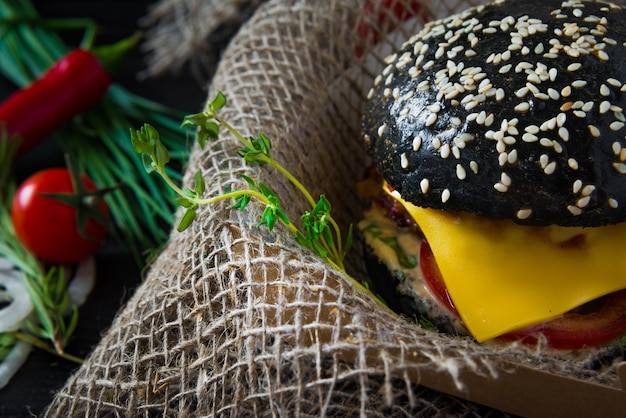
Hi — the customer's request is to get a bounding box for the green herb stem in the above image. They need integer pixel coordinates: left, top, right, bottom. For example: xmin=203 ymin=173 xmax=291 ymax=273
xmin=211 ymin=189 xmax=299 ymax=234
xmin=216 ymin=116 xmax=317 ymax=208
xmin=161 ymin=166 xmax=300 ymax=236
xmin=329 ymin=219 xmax=345 ymax=265
xmin=215 ymin=114 xmax=346 ymax=269
xmin=11 ymin=331 xmax=83 ymax=364
xmin=157 ymin=167 xmax=188 ymax=200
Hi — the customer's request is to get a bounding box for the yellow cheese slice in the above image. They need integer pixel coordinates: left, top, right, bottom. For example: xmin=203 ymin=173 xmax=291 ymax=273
xmin=387 ymin=188 xmax=626 ymax=342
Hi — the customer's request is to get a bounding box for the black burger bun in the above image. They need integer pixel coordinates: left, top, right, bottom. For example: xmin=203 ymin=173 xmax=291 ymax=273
xmin=363 ymin=0 xmax=626 ymax=227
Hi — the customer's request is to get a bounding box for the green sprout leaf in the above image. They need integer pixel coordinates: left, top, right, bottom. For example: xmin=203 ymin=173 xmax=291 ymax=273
xmin=231 ymin=195 xmax=251 ymax=211
xmin=182 ymin=115 xmax=220 ymax=148
xmin=154 ymin=138 xmax=171 ymax=167
xmin=194 ymin=171 xmax=206 ymax=196
xmin=294 ymin=196 xmax=334 ymax=260
xmin=256 ymin=182 xmax=288 ymax=231
xmin=176 ymin=197 xmax=196 ymax=209
xmin=240 ymin=174 xmax=257 ymax=191
xmin=130 ymin=124 xmax=170 ymax=174
xmin=210 ymin=90 xmax=227 ymax=111
xmin=178 ymin=208 xmax=197 ymax=232
xmin=139 ymin=153 xmax=157 ymax=174
xmin=182 ymin=187 xmax=196 ymax=198
xmin=237 ymin=132 xmax=273 ymax=165
xmin=294 ymin=230 xmax=328 ymax=259
xmin=301 ymin=195 xmax=332 ymax=242
xmin=180 ymin=91 xmax=227 ymax=148
xmin=254 ymin=132 xmax=271 ymax=156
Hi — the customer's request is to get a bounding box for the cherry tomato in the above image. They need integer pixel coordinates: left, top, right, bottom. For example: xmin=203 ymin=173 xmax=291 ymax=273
xmin=419 ymin=239 xmax=626 ymax=349
xmin=11 ymin=168 xmax=109 ymax=264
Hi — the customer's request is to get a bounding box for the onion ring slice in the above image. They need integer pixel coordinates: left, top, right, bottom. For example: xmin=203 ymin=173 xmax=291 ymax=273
xmin=0 ymin=259 xmax=34 ymax=333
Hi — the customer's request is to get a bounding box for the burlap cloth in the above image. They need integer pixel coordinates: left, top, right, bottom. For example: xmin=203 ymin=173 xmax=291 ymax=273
xmin=43 ymin=0 xmax=626 ymax=416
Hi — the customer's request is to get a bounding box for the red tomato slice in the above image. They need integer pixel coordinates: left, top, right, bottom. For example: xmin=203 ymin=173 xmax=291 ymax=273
xmin=11 ymin=168 xmax=109 ymax=264
xmin=419 ymin=238 xmax=626 ymax=349
xmin=499 ymin=291 xmax=626 ymax=350
xmin=420 ymin=240 xmax=458 ymax=315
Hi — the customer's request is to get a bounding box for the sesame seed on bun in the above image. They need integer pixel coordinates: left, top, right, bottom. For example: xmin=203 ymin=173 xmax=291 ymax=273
xmin=363 ymin=0 xmax=626 ymax=227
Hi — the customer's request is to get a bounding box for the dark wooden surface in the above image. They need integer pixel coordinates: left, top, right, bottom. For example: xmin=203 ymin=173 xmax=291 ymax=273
xmin=0 ymin=1 xmax=211 ymax=415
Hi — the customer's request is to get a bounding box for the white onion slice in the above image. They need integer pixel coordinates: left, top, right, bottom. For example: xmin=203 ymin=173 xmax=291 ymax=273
xmin=0 ymin=265 xmax=34 ymax=333
xmin=67 ymin=256 xmax=96 ymax=308
xmin=0 ymin=340 xmax=32 ymax=389
xmin=0 ymin=256 xmax=95 ymax=390
xmin=0 ymin=258 xmax=13 ymax=271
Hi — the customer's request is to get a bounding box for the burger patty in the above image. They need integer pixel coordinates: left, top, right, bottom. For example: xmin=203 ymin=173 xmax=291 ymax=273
xmin=372 ymin=184 xmax=421 ymax=235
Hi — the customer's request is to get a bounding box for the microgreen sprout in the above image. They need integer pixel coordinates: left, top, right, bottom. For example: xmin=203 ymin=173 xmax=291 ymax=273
xmin=131 ymin=91 xmax=353 ymax=274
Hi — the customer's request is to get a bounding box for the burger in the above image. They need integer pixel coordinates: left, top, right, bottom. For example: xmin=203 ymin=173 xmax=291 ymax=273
xmin=359 ymin=0 xmax=626 ymax=350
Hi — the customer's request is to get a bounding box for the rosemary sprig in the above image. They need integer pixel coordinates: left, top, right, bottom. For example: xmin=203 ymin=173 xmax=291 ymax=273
xmin=19 ymin=265 xmax=78 ymax=354
xmin=131 ymin=91 xmax=354 ymax=275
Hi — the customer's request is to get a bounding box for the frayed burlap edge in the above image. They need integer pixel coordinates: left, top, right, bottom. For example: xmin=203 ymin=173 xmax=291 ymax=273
xmin=139 ymin=0 xmax=265 ymax=81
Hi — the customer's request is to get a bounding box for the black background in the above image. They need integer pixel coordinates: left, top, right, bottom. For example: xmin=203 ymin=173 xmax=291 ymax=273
xmin=0 ymin=1 xmax=217 ymax=415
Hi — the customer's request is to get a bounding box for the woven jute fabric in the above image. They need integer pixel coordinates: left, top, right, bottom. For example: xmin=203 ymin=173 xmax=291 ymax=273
xmin=44 ymin=0 xmax=625 ymax=416
xmin=139 ymin=0 xmax=265 ymax=80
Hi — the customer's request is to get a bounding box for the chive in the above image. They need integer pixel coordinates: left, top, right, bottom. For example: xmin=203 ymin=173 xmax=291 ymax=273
xmin=87 ymin=107 xmax=177 ymax=213
xmin=1 ymin=37 xmax=35 ymax=85
xmin=17 ymin=24 xmax=58 ymax=66
xmin=78 ymin=144 xmax=156 ymax=248
xmin=90 ymin=149 xmax=173 ymax=236
xmin=90 ymin=139 xmax=172 ymax=245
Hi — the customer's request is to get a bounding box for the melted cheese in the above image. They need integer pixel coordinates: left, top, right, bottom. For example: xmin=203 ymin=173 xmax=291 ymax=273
xmin=387 ymin=188 xmax=626 ymax=342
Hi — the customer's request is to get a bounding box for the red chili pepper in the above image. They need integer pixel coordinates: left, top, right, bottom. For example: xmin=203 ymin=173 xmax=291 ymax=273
xmin=0 ymin=33 xmax=141 ymax=157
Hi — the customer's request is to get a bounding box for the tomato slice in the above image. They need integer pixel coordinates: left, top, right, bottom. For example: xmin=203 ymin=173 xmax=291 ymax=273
xmin=420 ymin=240 xmax=458 ymax=315
xmin=499 ymin=291 xmax=626 ymax=350
xmin=419 ymin=238 xmax=626 ymax=349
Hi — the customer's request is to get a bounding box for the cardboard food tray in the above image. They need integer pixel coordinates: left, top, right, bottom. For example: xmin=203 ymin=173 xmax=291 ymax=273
xmin=418 ymin=358 xmax=626 ymax=417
